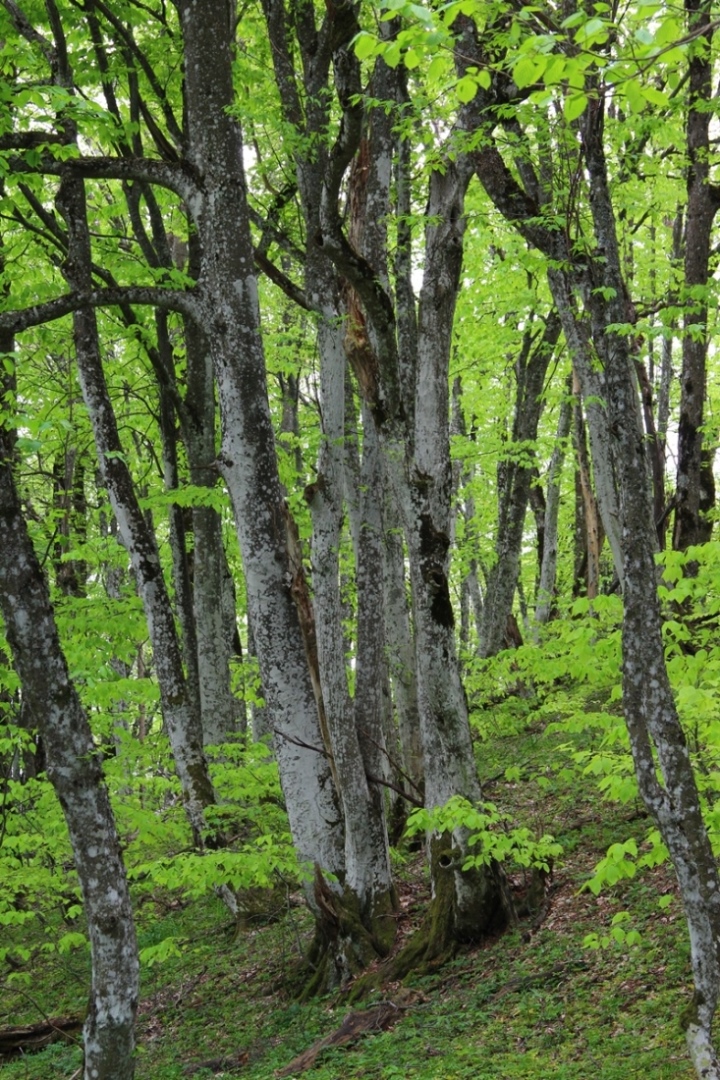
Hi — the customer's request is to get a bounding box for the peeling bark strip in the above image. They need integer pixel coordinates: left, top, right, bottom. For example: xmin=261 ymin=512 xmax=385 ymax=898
xmin=0 ymin=431 xmax=138 ymax=1080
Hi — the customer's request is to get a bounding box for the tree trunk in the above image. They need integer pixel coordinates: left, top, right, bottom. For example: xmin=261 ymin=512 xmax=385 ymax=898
xmin=548 ymin=271 xmax=623 ymax=587
xmin=572 ymin=374 xmax=605 ymax=597
xmin=673 ymin=0 xmax=718 ymax=553
xmin=183 ymin=308 xmax=242 ymax=745
xmin=313 ymin=13 xmax=507 ymax=950
xmin=535 ymin=390 xmax=572 ymax=626
xmin=479 ymin=313 xmax=560 ymax=657
xmin=0 ymin=429 xmax=138 ymax=1080
xmin=175 ymin=0 xmax=346 ymax=901
xmin=581 ymin=93 xmax=720 ymax=1080
xmin=56 ymin=173 xmax=215 ymax=848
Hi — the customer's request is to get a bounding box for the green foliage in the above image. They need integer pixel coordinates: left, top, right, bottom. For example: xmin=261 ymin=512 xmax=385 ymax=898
xmin=406 ymin=795 xmax=562 ymax=873
xmin=583 ymin=910 xmax=643 ymax=951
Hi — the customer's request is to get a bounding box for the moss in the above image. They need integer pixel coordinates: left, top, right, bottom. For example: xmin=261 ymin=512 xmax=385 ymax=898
xmin=298 ymin=870 xmax=399 ymax=999
xmin=347 ymin=835 xmax=509 ymax=1001
xmin=679 ymin=991 xmax=704 ymax=1033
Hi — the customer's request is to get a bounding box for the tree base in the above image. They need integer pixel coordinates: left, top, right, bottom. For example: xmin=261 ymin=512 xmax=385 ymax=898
xmin=298 ymin=867 xmax=398 ymax=1000
xmin=347 ymin=836 xmax=510 ymax=1001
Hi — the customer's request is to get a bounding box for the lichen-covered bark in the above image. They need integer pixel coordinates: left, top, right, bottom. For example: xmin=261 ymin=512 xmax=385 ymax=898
xmin=260 ymin=0 xmax=397 ymax=975
xmin=175 ymin=0 xmax=345 ymax=890
xmin=581 ymin=93 xmax=720 ymax=1080
xmin=182 ymin=310 xmax=242 ymax=745
xmin=311 ymin=8 xmax=505 ymax=940
xmin=0 ymin=430 xmax=138 ymax=1080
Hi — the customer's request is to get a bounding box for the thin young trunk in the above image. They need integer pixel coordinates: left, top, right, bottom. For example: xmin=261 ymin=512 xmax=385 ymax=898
xmin=307 ymin=303 xmax=393 ymax=930
xmin=572 ymin=375 xmax=604 ymax=597
xmin=52 ymin=442 xmax=87 ymax=598
xmin=157 ymin=344 xmax=202 ymax=727
xmin=673 ymin=0 xmax=719 ymax=552
xmin=56 ymin=174 xmax=215 ymax=847
xmin=0 ymin=430 xmax=138 ymax=1080
xmin=535 ymin=391 xmax=572 ymax=626
xmin=548 ymin=271 xmax=624 ymax=587
xmin=479 ymin=314 xmax=560 ymax=657
xmin=34 ymin=0 xmax=216 ymax=846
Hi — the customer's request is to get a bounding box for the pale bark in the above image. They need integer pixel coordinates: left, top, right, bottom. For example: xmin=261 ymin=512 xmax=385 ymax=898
xmin=182 ymin=307 xmax=242 ymax=745
xmin=307 ymin=305 xmax=392 ymax=914
xmin=175 ymin=0 xmax=345 ymax=889
xmin=56 ymin=173 xmax=215 ymax=847
xmin=353 ymin=408 xmax=395 ymax=893
xmin=27 ymin=0 xmax=217 ymax=847
xmin=535 ymin=392 xmax=572 ymax=626
xmin=383 ymin=491 xmax=423 ymax=796
xmin=260 ymin=0 xmax=396 ymax=961
xmin=0 ymin=430 xmax=138 ymax=1080
xmin=313 ymin=11 xmax=505 ymax=937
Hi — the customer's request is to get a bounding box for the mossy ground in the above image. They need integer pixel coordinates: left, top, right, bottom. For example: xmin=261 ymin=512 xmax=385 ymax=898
xmin=0 ymin=716 xmax=696 ymax=1079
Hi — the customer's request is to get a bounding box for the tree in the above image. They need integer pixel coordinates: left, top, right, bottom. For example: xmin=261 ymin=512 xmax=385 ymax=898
xmin=0 ymin=422 xmax=138 ymax=1080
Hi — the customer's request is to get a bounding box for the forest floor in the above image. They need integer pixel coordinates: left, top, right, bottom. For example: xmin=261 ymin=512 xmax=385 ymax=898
xmin=0 ymin=716 xmax=696 ymax=1080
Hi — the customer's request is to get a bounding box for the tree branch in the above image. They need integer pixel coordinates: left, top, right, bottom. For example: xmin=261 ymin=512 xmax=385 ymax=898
xmin=4 ymin=152 xmax=200 ymax=204
xmin=0 ymin=285 xmax=200 ymax=332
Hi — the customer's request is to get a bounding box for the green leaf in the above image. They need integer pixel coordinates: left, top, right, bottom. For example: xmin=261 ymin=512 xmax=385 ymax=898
xmin=456 ymin=75 xmax=478 ymax=103
xmin=353 ymin=32 xmax=377 ymax=61
xmin=642 ymin=85 xmax=668 ymax=108
xmin=514 ymin=56 xmax=542 ymax=90
xmin=564 ymin=92 xmax=588 ymax=122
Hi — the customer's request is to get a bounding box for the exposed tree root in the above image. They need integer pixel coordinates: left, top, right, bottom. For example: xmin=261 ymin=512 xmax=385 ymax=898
xmin=298 ymin=867 xmax=399 ymax=999
xmin=0 ymin=1015 xmax=83 ymax=1058
xmin=277 ymin=991 xmax=420 ymax=1077
xmin=346 ymin=836 xmax=510 ymax=1001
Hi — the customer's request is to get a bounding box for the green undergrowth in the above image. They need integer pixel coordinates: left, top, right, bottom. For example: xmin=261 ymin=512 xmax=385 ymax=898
xmin=0 ymin=714 xmax=696 ymax=1080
